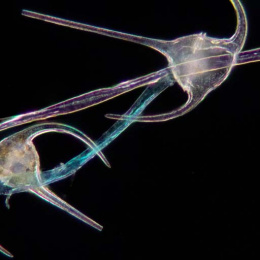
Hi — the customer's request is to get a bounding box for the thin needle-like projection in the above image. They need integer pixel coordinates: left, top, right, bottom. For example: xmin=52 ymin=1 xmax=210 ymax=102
xmin=0 ymin=0 xmax=259 ymax=257
xmin=0 ymin=78 xmax=170 ymax=257
xmin=0 ymin=123 xmax=112 ymax=257
xmin=0 ymin=0 xmax=259 ymax=131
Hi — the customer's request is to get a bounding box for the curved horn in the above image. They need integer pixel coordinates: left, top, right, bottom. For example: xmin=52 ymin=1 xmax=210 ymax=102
xmin=229 ymin=0 xmax=248 ymax=51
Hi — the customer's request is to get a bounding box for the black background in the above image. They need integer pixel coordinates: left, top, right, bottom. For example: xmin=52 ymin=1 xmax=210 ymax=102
xmin=1 ymin=0 xmax=260 ymax=259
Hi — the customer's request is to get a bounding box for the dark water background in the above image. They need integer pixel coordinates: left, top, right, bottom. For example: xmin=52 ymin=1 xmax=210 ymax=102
xmin=1 ymin=0 xmax=260 ymax=259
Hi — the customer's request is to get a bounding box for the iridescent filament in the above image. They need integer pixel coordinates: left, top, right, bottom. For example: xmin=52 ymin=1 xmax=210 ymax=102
xmin=0 ymin=0 xmax=259 ymax=257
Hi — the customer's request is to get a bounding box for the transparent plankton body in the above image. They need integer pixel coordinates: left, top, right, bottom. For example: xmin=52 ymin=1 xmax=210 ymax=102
xmin=0 ymin=0 xmax=259 ymax=131
xmin=0 ymin=0 xmax=259 ymax=257
xmin=0 ymin=123 xmax=111 ymax=257
xmin=0 ymin=78 xmax=169 ymax=257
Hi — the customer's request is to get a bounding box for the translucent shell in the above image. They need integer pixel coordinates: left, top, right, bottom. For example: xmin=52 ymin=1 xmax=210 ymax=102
xmin=0 ymin=0 xmax=259 ymax=258
xmin=0 ymin=2 xmax=259 ymax=130
xmin=0 ymin=123 xmax=110 ymax=257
